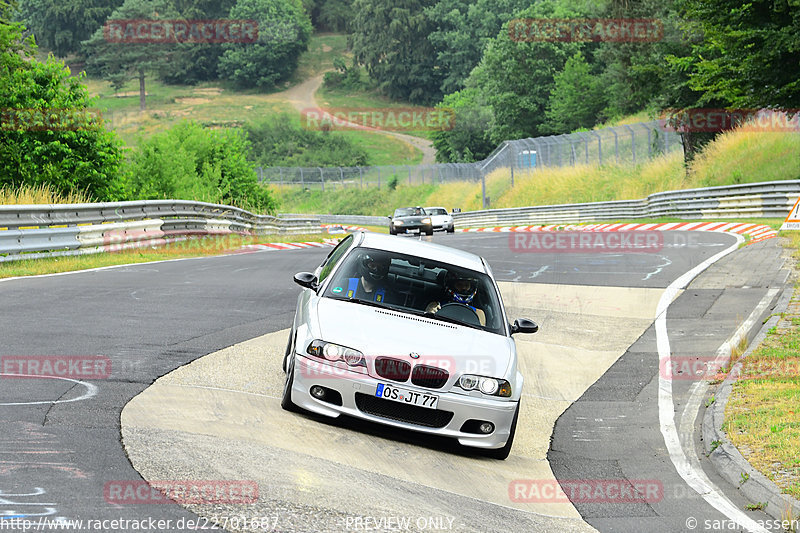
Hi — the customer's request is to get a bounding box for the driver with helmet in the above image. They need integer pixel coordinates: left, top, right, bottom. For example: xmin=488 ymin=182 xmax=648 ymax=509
xmin=425 ymin=272 xmax=486 ymax=326
xmin=346 ymin=251 xmax=394 ymax=303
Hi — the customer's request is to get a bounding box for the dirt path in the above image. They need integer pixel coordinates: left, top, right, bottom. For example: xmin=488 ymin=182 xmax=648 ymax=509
xmin=270 ymin=74 xmax=437 ymax=165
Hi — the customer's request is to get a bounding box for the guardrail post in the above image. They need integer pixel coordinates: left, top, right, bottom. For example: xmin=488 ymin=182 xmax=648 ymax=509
xmin=407 ymin=165 xmax=411 ymax=184
xmin=279 ymin=167 xmax=283 ymax=186
xmin=359 ymin=166 xmax=363 ymax=189
xmin=300 ymin=168 xmax=304 ymax=187
xmin=377 ymin=167 xmax=381 ymax=189
xmin=318 ymin=167 xmax=324 ymax=191
xmin=340 ymin=167 xmax=344 ymax=188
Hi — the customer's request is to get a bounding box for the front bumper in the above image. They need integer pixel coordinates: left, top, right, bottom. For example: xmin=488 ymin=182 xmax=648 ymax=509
xmin=392 ymin=222 xmax=432 ymax=233
xmin=290 ymin=354 xmax=517 ymax=449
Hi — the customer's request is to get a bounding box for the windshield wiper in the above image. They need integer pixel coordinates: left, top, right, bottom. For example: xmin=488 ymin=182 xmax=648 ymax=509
xmin=328 ymin=296 xmax=389 ymax=310
xmin=420 ymin=310 xmax=482 ymax=330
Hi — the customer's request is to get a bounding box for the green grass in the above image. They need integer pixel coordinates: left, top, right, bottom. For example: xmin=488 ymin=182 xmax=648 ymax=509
xmin=724 ymin=231 xmax=800 ymax=500
xmin=0 ymin=233 xmax=342 ymax=279
xmin=86 ymin=77 xmax=295 ymax=147
xmin=291 ymin=33 xmax=350 ymax=83
xmin=317 ymin=75 xmax=436 ymax=141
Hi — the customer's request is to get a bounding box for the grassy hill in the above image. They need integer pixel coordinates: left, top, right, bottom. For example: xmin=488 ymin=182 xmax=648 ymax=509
xmin=274 ymin=128 xmax=800 ymax=215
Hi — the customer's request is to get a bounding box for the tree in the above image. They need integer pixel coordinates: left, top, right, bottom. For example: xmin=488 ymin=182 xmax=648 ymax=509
xmin=82 ymin=0 xmax=178 ymax=110
xmin=217 ymin=0 xmax=312 ymax=89
xmin=124 ymin=121 xmax=277 ymax=213
xmin=159 ymin=0 xmax=236 ymax=84
xmin=464 ymin=1 xmax=584 ymax=143
xmin=675 ymin=0 xmax=800 ymax=109
xmin=431 ymin=88 xmax=496 ymax=162
xmin=545 ymin=51 xmax=605 ymax=133
xmin=349 ymin=0 xmax=442 ymax=104
xmin=17 ymin=0 xmax=122 ymax=57
xmin=0 ymin=21 xmax=123 ymax=199
xmin=425 ymin=0 xmax=530 ymax=96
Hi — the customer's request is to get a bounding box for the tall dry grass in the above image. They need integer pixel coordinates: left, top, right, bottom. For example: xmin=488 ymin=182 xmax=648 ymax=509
xmin=0 ymin=183 xmax=93 ymax=205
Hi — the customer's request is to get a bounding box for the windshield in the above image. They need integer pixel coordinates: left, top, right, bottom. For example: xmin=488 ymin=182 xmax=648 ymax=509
xmin=394 ymin=207 xmax=426 ymax=217
xmin=322 ymin=247 xmax=505 ymax=335
xmin=426 ymin=208 xmax=447 ymax=215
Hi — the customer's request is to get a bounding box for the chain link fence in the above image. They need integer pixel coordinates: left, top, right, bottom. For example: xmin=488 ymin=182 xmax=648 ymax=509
xmin=258 ymin=120 xmax=683 ymax=200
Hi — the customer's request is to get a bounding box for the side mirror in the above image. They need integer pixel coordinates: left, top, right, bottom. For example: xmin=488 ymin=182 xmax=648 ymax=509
xmin=511 ymin=318 xmax=538 ymax=335
xmin=294 ymin=272 xmax=319 ymax=290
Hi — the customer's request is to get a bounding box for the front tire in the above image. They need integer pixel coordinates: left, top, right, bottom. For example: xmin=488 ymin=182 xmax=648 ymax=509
xmin=484 ymin=402 xmax=519 ymax=460
xmin=425 ymin=227 xmax=433 ymax=236
xmin=447 ymin=225 xmax=455 ymax=233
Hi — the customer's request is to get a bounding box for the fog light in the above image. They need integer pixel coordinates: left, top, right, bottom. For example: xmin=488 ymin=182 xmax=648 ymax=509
xmin=479 ymin=422 xmax=494 ymax=434
xmin=310 ymin=386 xmax=326 ymax=400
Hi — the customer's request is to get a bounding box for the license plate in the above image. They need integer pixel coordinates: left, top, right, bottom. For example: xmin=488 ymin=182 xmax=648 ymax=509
xmin=375 ymin=383 xmax=439 ymax=409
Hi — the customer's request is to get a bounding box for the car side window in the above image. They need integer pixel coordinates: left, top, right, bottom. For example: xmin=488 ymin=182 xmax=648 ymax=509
xmin=318 ymin=235 xmax=354 ymax=283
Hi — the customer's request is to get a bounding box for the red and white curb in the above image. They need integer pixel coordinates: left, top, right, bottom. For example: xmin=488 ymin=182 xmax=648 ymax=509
xmin=459 ymin=222 xmax=778 ymax=245
xmin=236 ymin=239 xmax=338 ymax=253
xmin=321 ymin=224 xmax=369 ymax=233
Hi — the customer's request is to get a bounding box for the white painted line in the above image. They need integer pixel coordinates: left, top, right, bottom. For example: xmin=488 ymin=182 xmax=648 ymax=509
xmin=0 ymin=374 xmax=98 ymax=406
xmin=678 ymin=288 xmax=778 ymax=519
xmin=656 ymin=232 xmax=771 ymax=533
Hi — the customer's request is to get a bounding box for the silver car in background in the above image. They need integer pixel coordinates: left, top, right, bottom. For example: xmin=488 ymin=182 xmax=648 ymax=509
xmin=282 ymin=232 xmax=538 ymax=459
xmin=424 ymin=206 xmax=455 ymax=233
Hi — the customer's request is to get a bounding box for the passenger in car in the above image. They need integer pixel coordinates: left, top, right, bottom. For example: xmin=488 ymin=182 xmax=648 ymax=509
xmin=425 ymin=273 xmax=487 ymax=326
xmin=346 ymin=251 xmax=397 ymax=304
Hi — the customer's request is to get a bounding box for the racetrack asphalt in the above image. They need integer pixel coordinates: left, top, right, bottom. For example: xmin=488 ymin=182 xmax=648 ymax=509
xmin=0 ymin=231 xmax=789 ymax=532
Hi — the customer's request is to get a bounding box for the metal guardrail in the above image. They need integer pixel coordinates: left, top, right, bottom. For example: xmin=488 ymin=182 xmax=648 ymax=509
xmin=281 ymin=213 xmax=390 ymax=227
xmin=0 ymin=200 xmax=322 ymax=262
xmin=452 ymin=180 xmax=800 ymax=227
xmin=285 ymin=180 xmax=800 ymax=229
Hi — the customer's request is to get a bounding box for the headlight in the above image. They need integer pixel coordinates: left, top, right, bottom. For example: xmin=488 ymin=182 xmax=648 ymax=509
xmin=307 ymin=340 xmax=365 ymax=367
xmin=457 ymin=374 xmax=512 ymax=397
xmin=394 ymin=220 xmax=404 ymax=225
xmin=421 ymin=218 xmax=431 ymax=224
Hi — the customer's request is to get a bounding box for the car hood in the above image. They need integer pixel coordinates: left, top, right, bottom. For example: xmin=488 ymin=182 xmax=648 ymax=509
xmin=311 ymin=297 xmax=515 ymax=378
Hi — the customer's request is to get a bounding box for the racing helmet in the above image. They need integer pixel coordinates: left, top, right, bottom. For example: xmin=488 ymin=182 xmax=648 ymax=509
xmin=446 ymin=272 xmax=478 ymax=304
xmin=358 ymin=252 xmax=390 ymax=281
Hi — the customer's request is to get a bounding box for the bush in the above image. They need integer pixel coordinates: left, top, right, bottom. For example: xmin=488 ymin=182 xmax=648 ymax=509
xmin=123 ymin=121 xmax=277 ymax=213
xmin=0 ymin=22 xmax=124 ymax=200
xmin=217 ymin=0 xmax=312 ymax=88
xmin=244 ymin=114 xmax=368 ymax=167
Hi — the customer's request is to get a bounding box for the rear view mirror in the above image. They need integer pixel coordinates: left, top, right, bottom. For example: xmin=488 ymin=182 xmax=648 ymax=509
xmin=294 ymin=272 xmax=319 ymax=290
xmin=511 ymin=318 xmax=538 ymax=334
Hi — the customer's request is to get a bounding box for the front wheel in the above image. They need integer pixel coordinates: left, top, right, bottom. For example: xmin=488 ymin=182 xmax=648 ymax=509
xmin=484 ymin=402 xmax=519 ymax=460
xmin=446 ymin=225 xmax=455 ymax=233
xmin=425 ymin=228 xmax=433 ymax=236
